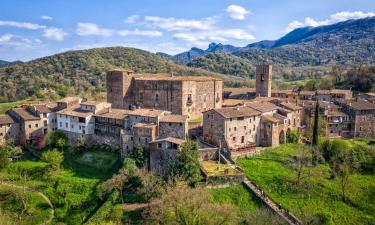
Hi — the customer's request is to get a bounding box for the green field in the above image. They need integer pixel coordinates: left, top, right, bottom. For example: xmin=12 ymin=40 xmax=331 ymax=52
xmin=209 ymin=183 xmax=262 ymax=211
xmin=200 ymin=160 xmax=241 ymax=176
xmin=237 ymin=143 xmax=375 ymax=225
xmin=0 ymin=149 xmax=121 ymax=225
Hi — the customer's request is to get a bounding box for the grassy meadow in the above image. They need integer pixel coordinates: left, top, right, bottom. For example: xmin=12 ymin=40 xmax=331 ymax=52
xmin=237 ymin=142 xmax=375 ymax=225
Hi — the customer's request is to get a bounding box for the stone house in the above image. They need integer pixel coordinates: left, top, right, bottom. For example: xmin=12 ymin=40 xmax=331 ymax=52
xmin=0 ymin=115 xmax=19 ymax=145
xmin=158 ymin=114 xmax=188 ymax=139
xmin=149 ymin=137 xmax=185 ymax=174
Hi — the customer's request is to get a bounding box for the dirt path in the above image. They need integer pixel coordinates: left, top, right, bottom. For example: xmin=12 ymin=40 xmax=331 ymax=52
xmin=0 ymin=181 xmax=54 ymax=225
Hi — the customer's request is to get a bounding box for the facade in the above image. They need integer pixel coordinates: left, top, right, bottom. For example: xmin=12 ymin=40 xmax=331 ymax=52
xmin=106 ymin=69 xmax=223 ymax=119
xmin=0 ymin=115 xmax=19 ymax=145
xmin=149 ymin=137 xmax=184 ymax=174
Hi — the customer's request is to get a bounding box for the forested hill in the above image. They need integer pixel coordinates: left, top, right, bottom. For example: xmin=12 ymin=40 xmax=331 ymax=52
xmin=0 ymin=47 xmax=230 ymax=102
xmin=175 ymin=17 xmax=375 ymax=77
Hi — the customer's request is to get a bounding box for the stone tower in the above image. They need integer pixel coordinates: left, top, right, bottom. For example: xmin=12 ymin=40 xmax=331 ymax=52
xmin=255 ymin=64 xmax=272 ymax=97
xmin=106 ymin=69 xmax=133 ymax=109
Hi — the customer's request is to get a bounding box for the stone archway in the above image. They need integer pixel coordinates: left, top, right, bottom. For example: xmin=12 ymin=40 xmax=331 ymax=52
xmin=279 ymin=130 xmax=285 ymax=144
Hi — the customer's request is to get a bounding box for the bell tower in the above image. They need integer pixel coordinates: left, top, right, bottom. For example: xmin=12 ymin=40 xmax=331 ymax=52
xmin=255 ymin=64 xmax=272 ymax=97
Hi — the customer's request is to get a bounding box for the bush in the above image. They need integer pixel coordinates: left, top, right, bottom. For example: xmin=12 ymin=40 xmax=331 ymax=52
xmin=0 ymin=147 xmax=9 ymax=171
xmin=41 ymin=149 xmax=64 ymax=170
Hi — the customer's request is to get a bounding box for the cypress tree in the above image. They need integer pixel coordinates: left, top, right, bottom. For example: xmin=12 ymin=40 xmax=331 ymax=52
xmin=312 ymin=100 xmax=319 ymax=145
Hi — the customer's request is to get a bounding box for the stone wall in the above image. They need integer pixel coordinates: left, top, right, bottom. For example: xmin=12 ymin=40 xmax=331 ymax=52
xmin=0 ymin=123 xmax=20 ymax=145
xmin=158 ymin=121 xmax=187 ymax=139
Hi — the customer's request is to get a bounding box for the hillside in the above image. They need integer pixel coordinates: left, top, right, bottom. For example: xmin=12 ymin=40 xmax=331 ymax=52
xmin=171 ymin=17 xmax=375 ymax=78
xmin=187 ymin=52 xmax=254 ymax=78
xmin=0 ymin=47 xmax=236 ymax=102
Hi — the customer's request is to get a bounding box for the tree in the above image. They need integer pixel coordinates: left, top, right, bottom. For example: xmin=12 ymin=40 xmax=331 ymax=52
xmin=312 ymin=100 xmax=320 ymax=146
xmin=41 ymin=149 xmax=64 ymax=170
xmin=168 ymin=140 xmax=202 ymax=186
xmin=143 ymin=186 xmax=238 ymax=225
xmin=131 ymin=143 xmax=146 ymax=168
xmin=0 ymin=146 xmax=9 ymax=171
xmin=292 ymin=145 xmax=312 ymax=186
xmin=122 ymin=157 xmax=137 ymax=176
xmin=45 ymin=130 xmax=67 ymax=150
xmin=287 ymin=130 xmax=300 ymax=143
xmin=98 ymin=169 xmax=129 ymax=203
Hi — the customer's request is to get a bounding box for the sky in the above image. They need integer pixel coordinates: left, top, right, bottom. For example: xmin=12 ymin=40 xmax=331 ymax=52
xmin=1 ymin=0 xmax=375 ymax=61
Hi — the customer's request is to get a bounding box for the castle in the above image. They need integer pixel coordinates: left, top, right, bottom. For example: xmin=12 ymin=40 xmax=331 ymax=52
xmin=2 ymin=65 xmax=375 ymax=172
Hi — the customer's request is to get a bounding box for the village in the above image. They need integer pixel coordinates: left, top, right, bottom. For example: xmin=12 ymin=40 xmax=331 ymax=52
xmin=1 ymin=64 xmax=375 ymax=174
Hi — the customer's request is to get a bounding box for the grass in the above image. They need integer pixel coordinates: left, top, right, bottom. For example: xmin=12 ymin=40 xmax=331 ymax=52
xmin=200 ymin=160 xmax=241 ymax=176
xmin=237 ymin=143 xmax=375 ymax=225
xmin=0 ymin=149 xmax=121 ymax=225
xmin=209 ymin=183 xmax=262 ymax=211
xmin=0 ymin=184 xmax=52 ymax=225
xmin=0 ymin=99 xmax=43 ymax=114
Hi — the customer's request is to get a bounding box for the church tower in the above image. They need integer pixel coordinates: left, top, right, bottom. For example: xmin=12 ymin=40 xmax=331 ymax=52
xmin=255 ymin=64 xmax=272 ymax=97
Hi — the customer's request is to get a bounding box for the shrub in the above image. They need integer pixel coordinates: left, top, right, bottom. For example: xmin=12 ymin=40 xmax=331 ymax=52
xmin=41 ymin=149 xmax=64 ymax=170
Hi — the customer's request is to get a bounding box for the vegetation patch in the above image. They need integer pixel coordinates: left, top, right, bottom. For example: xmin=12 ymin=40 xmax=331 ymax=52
xmin=200 ymin=160 xmax=240 ymax=176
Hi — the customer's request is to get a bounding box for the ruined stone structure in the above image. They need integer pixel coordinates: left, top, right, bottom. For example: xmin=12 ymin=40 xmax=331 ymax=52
xmin=106 ymin=69 xmax=223 ymax=119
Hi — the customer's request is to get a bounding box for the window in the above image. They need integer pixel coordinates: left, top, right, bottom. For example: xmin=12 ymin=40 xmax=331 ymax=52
xmin=59 ymin=122 xmax=62 ymax=127
xmin=155 ymin=94 xmax=159 ymax=101
xmin=187 ymin=94 xmax=192 ymax=105
xmin=78 ymin=117 xmax=85 ymax=123
xmin=35 ymin=124 xmax=38 ymax=128
xmin=71 ymin=124 xmax=74 ymax=129
xmin=29 ymin=124 xmax=31 ymax=128
xmin=140 ymin=92 xmax=144 ymax=100
xmin=44 ymin=121 xmax=47 ymax=126
xmin=244 ymin=126 xmax=246 ymax=130
xmin=232 ymin=137 xmax=236 ymax=141
xmin=65 ymin=123 xmax=68 ymax=128
xmin=0 ymin=133 xmax=3 ymax=136
xmin=79 ymin=126 xmax=81 ymax=130
xmin=238 ymin=117 xmax=244 ymax=120
xmin=43 ymin=113 xmax=47 ymax=118
xmin=158 ymin=143 xmax=162 ymax=148
xmin=229 ymin=128 xmax=231 ymax=132
xmin=234 ymin=127 xmax=237 ymax=131
xmin=241 ymin=136 xmax=245 ymax=143
xmin=169 ymin=122 xmax=172 ymax=126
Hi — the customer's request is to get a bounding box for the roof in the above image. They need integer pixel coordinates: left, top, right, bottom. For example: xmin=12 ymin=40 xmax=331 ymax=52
xmin=11 ymin=107 xmax=40 ymax=121
xmin=246 ymin=102 xmax=279 ymax=113
xmin=223 ymin=87 xmax=255 ymax=94
xmin=344 ymin=99 xmax=375 ymax=111
xmin=262 ymin=114 xmax=281 ymax=123
xmin=209 ymin=106 xmax=260 ymax=119
xmin=328 ymin=110 xmax=348 ymax=117
xmin=159 ymin=114 xmax=188 ymax=123
xmin=108 ymin=68 xmax=133 ymax=73
xmin=0 ymin=114 xmax=15 ymax=125
xmin=128 ymin=108 xmax=169 ymax=117
xmin=133 ymin=122 xmax=157 ymax=128
xmin=28 ymin=104 xmax=52 ymax=113
xmin=134 ymin=74 xmax=222 ymax=82
xmin=150 ymin=137 xmax=185 ymax=145
xmin=299 ymin=91 xmax=315 ymax=95
xmin=95 ymin=108 xmax=130 ymax=120
xmin=80 ymin=101 xmax=102 ymax=106
xmin=222 ymin=99 xmax=246 ymax=107
xmin=56 ymin=105 xmax=92 ymax=117
xmin=273 ymin=113 xmax=287 ymax=122
xmin=279 ymin=102 xmax=302 ymax=111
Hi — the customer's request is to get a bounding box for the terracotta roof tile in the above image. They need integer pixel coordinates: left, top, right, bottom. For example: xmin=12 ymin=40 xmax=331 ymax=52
xmin=150 ymin=137 xmax=185 ymax=145
xmin=128 ymin=108 xmax=169 ymax=117
xmin=160 ymin=114 xmax=188 ymax=123
xmin=210 ymin=106 xmax=260 ymax=119
xmin=11 ymin=107 xmax=40 ymax=121
xmin=56 ymin=105 xmax=92 ymax=117
xmin=95 ymin=108 xmax=130 ymax=120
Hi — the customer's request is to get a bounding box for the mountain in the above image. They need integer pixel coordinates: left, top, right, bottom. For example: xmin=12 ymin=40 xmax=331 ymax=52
xmin=0 ymin=60 xmax=10 ymax=66
xmin=0 ymin=47 xmax=235 ymax=102
xmin=159 ymin=43 xmax=242 ymax=64
xmin=184 ymin=17 xmax=375 ymax=77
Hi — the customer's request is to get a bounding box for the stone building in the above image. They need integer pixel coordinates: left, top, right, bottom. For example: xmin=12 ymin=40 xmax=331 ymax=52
xmin=255 ymin=64 xmax=272 ymax=97
xmin=106 ymin=69 xmax=223 ymax=119
xmin=7 ymin=107 xmax=45 ymax=146
xmin=0 ymin=114 xmax=19 ymax=145
xmin=335 ymin=99 xmax=375 ymax=138
xmin=158 ymin=114 xmax=188 ymax=139
xmin=203 ymin=106 xmax=261 ymax=154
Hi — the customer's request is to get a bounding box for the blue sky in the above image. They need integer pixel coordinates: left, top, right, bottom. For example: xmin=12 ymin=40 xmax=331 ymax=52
xmin=1 ymin=0 xmax=375 ymax=61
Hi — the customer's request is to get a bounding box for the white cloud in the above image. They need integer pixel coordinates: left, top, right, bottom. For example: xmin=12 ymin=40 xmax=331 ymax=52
xmin=226 ymin=5 xmax=249 ymax=20
xmin=124 ymin=15 xmax=139 ymax=24
xmin=0 ymin=33 xmax=42 ymax=48
xmin=173 ymin=28 xmax=255 ymax=43
xmin=118 ymin=29 xmax=162 ymax=37
xmin=0 ymin=33 xmax=13 ymax=43
xmin=284 ymin=11 xmax=375 ymax=32
xmin=76 ymin=22 xmax=113 ymax=36
xmin=40 ymin=15 xmax=53 ymax=20
xmin=43 ymin=27 xmax=67 ymax=41
xmin=144 ymin=16 xmax=215 ymax=31
xmin=0 ymin=20 xmax=46 ymax=30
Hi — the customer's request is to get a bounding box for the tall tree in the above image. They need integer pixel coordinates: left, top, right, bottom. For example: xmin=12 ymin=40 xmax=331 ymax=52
xmin=312 ymin=100 xmax=320 ymax=145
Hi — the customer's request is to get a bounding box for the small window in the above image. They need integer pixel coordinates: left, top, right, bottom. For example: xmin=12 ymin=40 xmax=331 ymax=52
xmin=232 ymin=137 xmax=236 ymax=141
xmin=35 ymin=124 xmax=38 ymax=128
xmin=169 ymin=122 xmax=172 ymax=126
xmin=59 ymin=122 xmax=62 ymax=127
xmin=158 ymin=143 xmax=162 ymax=148
xmin=0 ymin=133 xmax=3 ymax=136
xmin=71 ymin=124 xmax=74 ymax=129
xmin=234 ymin=127 xmax=237 ymax=131
xmin=29 ymin=124 xmax=32 ymax=128
xmin=241 ymin=136 xmax=245 ymax=143
xmin=66 ymin=123 xmax=68 ymax=128
xmin=244 ymin=126 xmax=246 ymax=130
xmin=155 ymin=94 xmax=159 ymax=101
